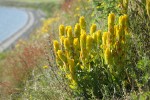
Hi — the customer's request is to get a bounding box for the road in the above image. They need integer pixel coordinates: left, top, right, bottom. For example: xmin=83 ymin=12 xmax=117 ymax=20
xmin=0 ymin=8 xmax=45 ymax=52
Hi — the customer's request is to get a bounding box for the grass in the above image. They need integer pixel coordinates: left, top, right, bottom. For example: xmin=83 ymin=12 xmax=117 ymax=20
xmin=0 ymin=0 xmax=62 ymax=17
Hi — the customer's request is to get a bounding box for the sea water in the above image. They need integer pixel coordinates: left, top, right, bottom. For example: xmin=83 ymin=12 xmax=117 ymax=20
xmin=0 ymin=7 xmax=28 ymax=43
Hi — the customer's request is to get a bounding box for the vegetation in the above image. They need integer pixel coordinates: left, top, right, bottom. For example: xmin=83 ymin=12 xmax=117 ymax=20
xmin=0 ymin=0 xmax=150 ymax=99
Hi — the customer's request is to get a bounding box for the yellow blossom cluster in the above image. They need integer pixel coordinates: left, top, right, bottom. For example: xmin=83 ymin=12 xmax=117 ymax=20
xmin=53 ymin=13 xmax=129 ymax=89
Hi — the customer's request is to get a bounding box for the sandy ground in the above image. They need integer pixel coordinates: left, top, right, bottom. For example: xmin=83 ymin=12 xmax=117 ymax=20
xmin=0 ymin=8 xmax=45 ymax=52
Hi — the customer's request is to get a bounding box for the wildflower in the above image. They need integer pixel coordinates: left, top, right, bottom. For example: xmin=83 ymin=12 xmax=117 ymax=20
xmin=102 ymin=32 xmax=108 ymax=45
xmin=64 ymin=38 xmax=71 ymax=50
xmin=73 ymin=38 xmax=80 ymax=50
xmin=53 ymin=40 xmax=60 ymax=53
xmin=79 ymin=16 xmax=86 ymax=30
xmin=96 ymin=30 xmax=102 ymax=45
xmin=146 ymin=0 xmax=150 ymax=19
xmin=65 ymin=26 xmax=72 ymax=35
xmin=74 ymin=23 xmax=81 ymax=38
xmin=59 ymin=25 xmax=65 ymax=36
xmin=104 ymin=48 xmax=111 ymax=65
xmin=43 ymin=65 xmax=48 ymax=69
xmin=60 ymin=36 xmax=65 ymax=45
xmin=90 ymin=24 xmax=97 ymax=34
xmin=108 ymin=13 xmax=115 ymax=35
xmin=68 ymin=58 xmax=75 ymax=74
xmin=57 ymin=50 xmax=67 ymax=63
xmin=67 ymin=27 xmax=73 ymax=40
xmin=86 ymin=35 xmax=93 ymax=52
xmin=80 ymin=32 xmax=86 ymax=51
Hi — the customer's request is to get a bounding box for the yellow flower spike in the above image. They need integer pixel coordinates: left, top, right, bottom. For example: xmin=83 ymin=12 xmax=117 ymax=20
xmin=86 ymin=35 xmax=93 ymax=52
xmin=80 ymin=32 xmax=87 ymax=51
xmin=67 ymin=27 xmax=73 ymax=38
xmin=60 ymin=36 xmax=65 ymax=45
xmin=96 ymin=30 xmax=102 ymax=45
xmin=73 ymin=38 xmax=80 ymax=50
xmin=59 ymin=25 xmax=65 ymax=36
xmin=146 ymin=0 xmax=150 ymax=19
xmin=68 ymin=58 xmax=75 ymax=74
xmin=74 ymin=23 xmax=81 ymax=38
xmin=65 ymin=26 xmax=72 ymax=35
xmin=104 ymin=48 xmax=111 ymax=65
xmin=119 ymin=15 xmax=127 ymax=28
xmin=68 ymin=58 xmax=76 ymax=80
xmin=90 ymin=24 xmax=97 ymax=34
xmin=53 ymin=40 xmax=60 ymax=53
xmin=57 ymin=50 xmax=67 ymax=63
xmin=116 ymin=26 xmax=121 ymax=41
xmin=92 ymin=32 xmax=97 ymax=43
xmin=102 ymin=32 xmax=108 ymax=46
xmin=108 ymin=13 xmax=115 ymax=35
xmin=79 ymin=16 xmax=86 ymax=30
xmin=64 ymin=38 xmax=71 ymax=50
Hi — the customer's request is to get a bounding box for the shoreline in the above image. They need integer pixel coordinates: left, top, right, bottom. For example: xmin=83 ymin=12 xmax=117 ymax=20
xmin=0 ymin=7 xmax=45 ymax=52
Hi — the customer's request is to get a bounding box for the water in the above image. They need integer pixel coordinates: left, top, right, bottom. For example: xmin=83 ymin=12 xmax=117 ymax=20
xmin=0 ymin=7 xmax=28 ymax=43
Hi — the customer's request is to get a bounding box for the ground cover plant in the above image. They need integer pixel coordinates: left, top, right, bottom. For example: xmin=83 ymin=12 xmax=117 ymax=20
xmin=0 ymin=0 xmax=150 ymax=99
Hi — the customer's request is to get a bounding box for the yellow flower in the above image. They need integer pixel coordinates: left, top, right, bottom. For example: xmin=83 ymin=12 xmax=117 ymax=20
xmin=80 ymin=31 xmax=86 ymax=51
xmin=57 ymin=50 xmax=67 ymax=63
xmin=104 ymin=48 xmax=111 ymax=65
xmin=73 ymin=38 xmax=80 ymax=50
xmin=108 ymin=13 xmax=115 ymax=35
xmin=146 ymin=0 xmax=150 ymax=19
xmin=53 ymin=40 xmax=59 ymax=53
xmin=68 ymin=58 xmax=75 ymax=74
xmin=86 ymin=35 xmax=93 ymax=51
xmin=60 ymin=36 xmax=65 ymax=45
xmin=43 ymin=65 xmax=48 ymax=69
xmin=79 ymin=16 xmax=86 ymax=30
xmin=64 ymin=38 xmax=71 ymax=50
xmin=59 ymin=25 xmax=65 ymax=36
xmin=74 ymin=23 xmax=81 ymax=38
xmin=96 ymin=30 xmax=102 ymax=45
xmin=90 ymin=24 xmax=97 ymax=34
xmin=67 ymin=27 xmax=73 ymax=38
xmin=65 ymin=26 xmax=72 ymax=35
xmin=102 ymin=32 xmax=108 ymax=45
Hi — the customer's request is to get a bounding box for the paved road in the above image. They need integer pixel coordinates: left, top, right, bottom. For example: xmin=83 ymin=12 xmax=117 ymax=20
xmin=0 ymin=8 xmax=45 ymax=52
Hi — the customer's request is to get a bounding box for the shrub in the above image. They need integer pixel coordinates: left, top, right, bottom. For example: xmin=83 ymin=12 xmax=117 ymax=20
xmin=52 ymin=12 xmax=142 ymax=99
